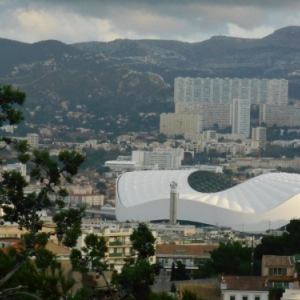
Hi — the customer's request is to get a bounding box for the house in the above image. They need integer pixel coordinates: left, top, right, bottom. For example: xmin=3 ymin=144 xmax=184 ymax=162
xmin=156 ymin=244 xmax=218 ymax=278
xmin=220 ymin=276 xmax=269 ymax=300
xmin=262 ymin=255 xmax=299 ymax=289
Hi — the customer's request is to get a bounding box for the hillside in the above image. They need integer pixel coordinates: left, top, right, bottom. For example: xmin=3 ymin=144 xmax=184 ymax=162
xmin=1 ymin=26 xmax=300 ymax=132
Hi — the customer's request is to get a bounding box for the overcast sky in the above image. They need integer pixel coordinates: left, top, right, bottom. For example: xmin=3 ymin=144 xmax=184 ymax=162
xmin=1 ymin=0 xmax=300 ymax=44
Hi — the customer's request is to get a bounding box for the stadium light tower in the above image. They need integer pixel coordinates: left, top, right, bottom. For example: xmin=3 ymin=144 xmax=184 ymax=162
xmin=170 ymin=181 xmax=179 ymax=225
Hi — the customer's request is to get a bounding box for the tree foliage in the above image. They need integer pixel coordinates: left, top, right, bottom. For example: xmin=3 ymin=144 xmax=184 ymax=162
xmin=198 ymin=242 xmax=260 ymax=277
xmin=0 ymin=85 xmax=85 ymax=299
xmin=113 ymin=223 xmax=156 ymax=300
xmin=255 ymin=219 xmax=300 ymax=259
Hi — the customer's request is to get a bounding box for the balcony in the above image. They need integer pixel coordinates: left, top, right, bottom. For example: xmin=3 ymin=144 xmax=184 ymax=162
xmin=109 ymin=241 xmax=123 ymax=246
xmin=109 ymin=253 xmax=123 ymax=257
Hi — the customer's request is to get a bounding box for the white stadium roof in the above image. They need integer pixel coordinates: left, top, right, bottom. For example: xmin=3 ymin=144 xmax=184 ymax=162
xmin=116 ymin=170 xmax=300 ymax=232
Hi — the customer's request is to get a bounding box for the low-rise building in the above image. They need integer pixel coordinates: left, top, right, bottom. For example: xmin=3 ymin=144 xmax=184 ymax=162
xmin=156 ymin=244 xmax=218 ymax=274
xmin=220 ymin=276 xmax=269 ymax=300
xmin=262 ymin=255 xmax=299 ymax=289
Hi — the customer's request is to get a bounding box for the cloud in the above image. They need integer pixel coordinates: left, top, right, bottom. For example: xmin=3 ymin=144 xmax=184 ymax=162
xmin=0 ymin=0 xmax=300 ymax=43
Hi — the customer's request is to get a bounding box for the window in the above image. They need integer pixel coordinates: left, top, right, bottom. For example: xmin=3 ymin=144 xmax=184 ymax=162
xmin=242 ymin=296 xmax=248 ymax=300
xmin=274 ymin=282 xmax=289 ymax=289
xmin=269 ymin=268 xmax=287 ymax=275
xmin=255 ymin=296 xmax=260 ymax=300
xmin=230 ymin=296 xmax=235 ymax=300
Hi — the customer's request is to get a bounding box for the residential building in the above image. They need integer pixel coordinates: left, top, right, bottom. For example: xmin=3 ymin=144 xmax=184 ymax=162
xmin=262 ymin=255 xmax=299 ymax=289
xmin=252 ymin=127 xmax=267 ymax=150
xmin=79 ymin=225 xmax=157 ymax=273
xmin=231 ymin=157 xmax=300 ymax=171
xmin=230 ymin=99 xmax=251 ymax=137
xmin=174 ymin=77 xmax=288 ymax=105
xmin=160 ymin=113 xmax=203 ymax=137
xmin=259 ymin=104 xmax=300 ymax=127
xmin=156 ymin=244 xmax=218 ymax=274
xmin=27 ymin=133 xmax=39 ymax=149
xmin=175 ymin=102 xmax=231 ymax=129
xmin=220 ymin=276 xmax=269 ymax=300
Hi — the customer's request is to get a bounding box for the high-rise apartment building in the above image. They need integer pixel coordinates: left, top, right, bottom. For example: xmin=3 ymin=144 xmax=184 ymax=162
xmin=252 ymin=127 xmax=267 ymax=150
xmin=259 ymin=104 xmax=300 ymax=127
xmin=230 ymin=99 xmax=251 ymax=137
xmin=174 ymin=77 xmax=288 ymax=105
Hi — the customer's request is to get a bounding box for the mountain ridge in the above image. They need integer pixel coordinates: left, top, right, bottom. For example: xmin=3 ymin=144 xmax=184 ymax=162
xmin=1 ymin=26 xmax=300 ymax=133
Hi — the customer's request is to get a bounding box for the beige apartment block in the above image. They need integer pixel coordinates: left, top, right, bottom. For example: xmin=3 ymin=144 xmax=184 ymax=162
xmin=27 ymin=133 xmax=39 ymax=149
xmin=175 ymin=102 xmax=231 ymax=129
xmin=79 ymin=226 xmax=157 ymax=273
xmin=160 ymin=113 xmax=203 ymax=136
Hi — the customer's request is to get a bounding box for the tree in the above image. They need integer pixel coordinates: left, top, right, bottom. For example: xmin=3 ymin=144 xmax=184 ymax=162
xmin=181 ymin=289 xmax=198 ymax=300
xmin=269 ymin=287 xmax=284 ymax=300
xmin=255 ymin=219 xmax=300 ymax=260
xmin=200 ymin=242 xmax=260 ymax=277
xmin=170 ymin=282 xmax=176 ymax=293
xmin=170 ymin=261 xmax=190 ymax=281
xmin=0 ymin=85 xmax=85 ymax=299
xmin=113 ymin=223 xmax=156 ymax=300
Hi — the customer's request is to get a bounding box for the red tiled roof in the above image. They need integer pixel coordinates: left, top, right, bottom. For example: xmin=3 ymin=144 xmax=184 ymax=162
xmin=267 ymin=275 xmax=296 ymax=282
xmin=156 ymin=244 xmax=218 ymax=257
xmin=263 ymin=255 xmax=293 ymax=267
xmin=222 ymin=276 xmax=268 ymax=291
xmin=180 ymin=283 xmax=221 ymax=300
xmin=0 ymin=238 xmax=24 ymax=254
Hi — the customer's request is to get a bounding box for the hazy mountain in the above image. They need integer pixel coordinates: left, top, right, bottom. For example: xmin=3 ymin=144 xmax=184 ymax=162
xmin=1 ymin=26 xmax=300 ymax=132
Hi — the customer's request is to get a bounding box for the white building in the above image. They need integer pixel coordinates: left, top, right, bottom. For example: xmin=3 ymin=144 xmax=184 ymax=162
xmin=231 ymin=99 xmax=251 ymax=137
xmin=252 ymin=127 xmax=267 ymax=150
xmin=27 ymin=133 xmax=39 ymax=149
xmin=174 ymin=77 xmax=288 ymax=105
xmin=220 ymin=276 xmax=268 ymax=300
xmin=133 ymin=148 xmax=183 ymax=170
xmin=0 ymin=163 xmax=28 ymax=181
xmin=259 ymin=104 xmax=300 ymax=127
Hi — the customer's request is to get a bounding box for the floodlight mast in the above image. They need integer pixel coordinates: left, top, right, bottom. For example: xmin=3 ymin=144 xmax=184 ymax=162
xmin=170 ymin=181 xmax=178 ymax=225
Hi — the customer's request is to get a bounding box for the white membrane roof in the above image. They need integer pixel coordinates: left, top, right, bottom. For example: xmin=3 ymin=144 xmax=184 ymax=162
xmin=116 ymin=170 xmax=300 ymax=231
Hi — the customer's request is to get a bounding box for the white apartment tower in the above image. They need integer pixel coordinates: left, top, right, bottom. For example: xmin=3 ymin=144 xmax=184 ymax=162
xmin=174 ymin=77 xmax=288 ymax=105
xmin=231 ymin=99 xmax=251 ymax=137
xmin=27 ymin=133 xmax=39 ymax=149
xmin=252 ymin=127 xmax=267 ymax=150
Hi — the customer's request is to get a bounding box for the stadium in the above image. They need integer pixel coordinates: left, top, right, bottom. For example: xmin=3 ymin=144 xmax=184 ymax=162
xmin=116 ymin=170 xmax=300 ymax=232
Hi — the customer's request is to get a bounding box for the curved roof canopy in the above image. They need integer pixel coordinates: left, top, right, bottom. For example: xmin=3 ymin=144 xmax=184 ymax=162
xmin=116 ymin=170 xmax=300 ymax=231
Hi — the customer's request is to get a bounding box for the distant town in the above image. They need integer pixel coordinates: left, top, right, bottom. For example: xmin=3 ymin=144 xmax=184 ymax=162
xmin=2 ymin=76 xmax=300 ymax=299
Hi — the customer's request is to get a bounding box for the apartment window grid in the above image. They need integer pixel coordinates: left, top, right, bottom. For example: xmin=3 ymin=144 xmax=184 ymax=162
xmin=174 ymin=77 xmax=288 ymax=105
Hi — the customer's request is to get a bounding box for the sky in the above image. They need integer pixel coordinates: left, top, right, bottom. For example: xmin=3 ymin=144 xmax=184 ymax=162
xmin=1 ymin=0 xmax=300 ymax=44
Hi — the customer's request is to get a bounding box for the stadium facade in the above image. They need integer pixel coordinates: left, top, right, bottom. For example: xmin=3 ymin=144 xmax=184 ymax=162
xmin=116 ymin=170 xmax=300 ymax=232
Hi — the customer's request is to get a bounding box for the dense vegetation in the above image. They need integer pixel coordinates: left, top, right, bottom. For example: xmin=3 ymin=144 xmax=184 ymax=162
xmin=188 ymin=171 xmax=237 ymax=193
